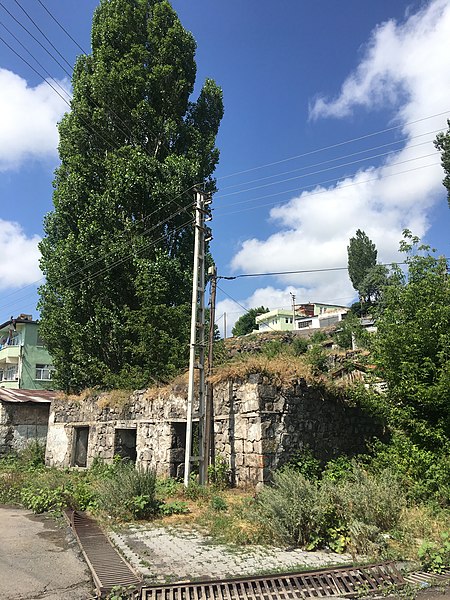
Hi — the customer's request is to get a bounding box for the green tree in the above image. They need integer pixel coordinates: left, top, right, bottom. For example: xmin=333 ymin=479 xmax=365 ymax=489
xmin=373 ymin=230 xmax=450 ymax=446
xmin=232 ymin=307 xmax=269 ymax=337
xmin=38 ymin=0 xmax=223 ymax=392
xmin=359 ymin=263 xmax=390 ymax=305
xmin=435 ymin=119 xmax=450 ymax=208
xmin=347 ymin=229 xmax=377 ymax=301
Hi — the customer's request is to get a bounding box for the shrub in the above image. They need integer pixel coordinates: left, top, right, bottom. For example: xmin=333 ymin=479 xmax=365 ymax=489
xmin=21 ymin=485 xmax=67 ymax=513
xmin=290 ymin=336 xmax=308 ymax=356
xmin=322 ymin=456 xmax=354 ymax=483
xmin=418 ymin=533 xmax=450 ymax=573
xmin=254 ymin=465 xmax=406 ymax=553
xmin=331 ymin=466 xmax=405 ymax=532
xmin=208 ymin=454 xmax=229 ymax=489
xmin=285 ymin=448 xmax=321 ymax=481
xmin=261 ymin=340 xmax=284 ymax=359
xmin=156 ymin=477 xmax=182 ymax=498
xmin=368 ymin=435 xmax=450 ymax=506
xmin=305 ymin=345 xmax=329 ymax=374
xmin=97 ymin=463 xmax=159 ymax=520
xmin=210 ymin=495 xmax=228 ymax=512
xmin=256 ymin=468 xmax=330 ymax=548
xmin=159 ymin=500 xmax=189 ymax=516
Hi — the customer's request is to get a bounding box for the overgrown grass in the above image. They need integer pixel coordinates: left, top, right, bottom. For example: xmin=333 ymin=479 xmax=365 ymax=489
xmin=1 ymin=443 xmax=449 ymax=571
xmin=209 ymin=354 xmax=327 ymax=388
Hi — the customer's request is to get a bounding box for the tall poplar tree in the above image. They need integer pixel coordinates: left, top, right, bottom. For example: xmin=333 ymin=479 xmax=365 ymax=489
xmin=38 ymin=0 xmax=223 ymax=392
xmin=347 ymin=229 xmax=377 ymax=301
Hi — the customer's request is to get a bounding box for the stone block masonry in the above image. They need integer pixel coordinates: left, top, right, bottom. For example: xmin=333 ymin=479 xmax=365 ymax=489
xmin=0 ymin=402 xmax=50 ymax=455
xmin=45 ymin=375 xmax=384 ymax=486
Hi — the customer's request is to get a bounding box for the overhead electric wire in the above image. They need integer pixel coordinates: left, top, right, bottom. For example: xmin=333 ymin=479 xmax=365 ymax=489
xmin=215 ymin=161 xmax=440 ymax=217
xmin=13 ymin=0 xmax=73 ymax=70
xmin=36 ymin=0 xmax=86 ymax=54
xmin=0 ymin=1 xmax=72 ymax=77
xmin=0 ymin=20 xmax=71 ymax=100
xmin=217 ymin=109 xmax=450 ymax=182
xmin=3 ymin=0 xmax=176 ymax=170
xmin=0 ymin=189 xmax=198 ymax=313
xmin=217 ymin=129 xmax=441 ymax=193
xmin=0 ymin=3 xmax=201 ymax=265
xmin=217 ymin=142 xmax=436 ymax=200
xmin=31 ymin=0 xmax=176 ymax=160
xmin=0 ymin=209 xmax=197 ymax=316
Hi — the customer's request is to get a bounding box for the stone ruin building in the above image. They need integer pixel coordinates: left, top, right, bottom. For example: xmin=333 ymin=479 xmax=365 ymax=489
xmin=45 ymin=375 xmax=384 ymax=486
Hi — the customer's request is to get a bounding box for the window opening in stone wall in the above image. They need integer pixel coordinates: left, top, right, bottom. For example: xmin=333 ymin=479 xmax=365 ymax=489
xmin=114 ymin=428 xmax=137 ymax=463
xmin=169 ymin=421 xmax=199 ymax=479
xmin=72 ymin=426 xmax=89 ymax=467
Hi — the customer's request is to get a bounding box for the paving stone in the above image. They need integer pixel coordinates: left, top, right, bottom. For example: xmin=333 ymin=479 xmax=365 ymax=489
xmin=110 ymin=524 xmax=352 ymax=583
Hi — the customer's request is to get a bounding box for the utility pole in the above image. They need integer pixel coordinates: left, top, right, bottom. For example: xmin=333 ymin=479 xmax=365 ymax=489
xmin=201 ymin=264 xmax=217 ymax=484
xmin=290 ymin=292 xmax=296 ymax=331
xmin=223 ymin=312 xmax=227 ymax=339
xmin=184 ymin=189 xmax=211 ymax=487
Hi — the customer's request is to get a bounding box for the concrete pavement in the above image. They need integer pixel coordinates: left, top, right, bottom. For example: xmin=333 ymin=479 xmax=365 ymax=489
xmin=0 ymin=506 xmax=94 ymax=600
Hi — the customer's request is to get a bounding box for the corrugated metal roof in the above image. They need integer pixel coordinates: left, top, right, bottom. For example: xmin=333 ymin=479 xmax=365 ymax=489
xmin=0 ymin=388 xmax=56 ymax=404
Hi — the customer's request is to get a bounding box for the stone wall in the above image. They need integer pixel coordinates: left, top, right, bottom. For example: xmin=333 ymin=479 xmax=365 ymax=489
xmin=0 ymin=401 xmax=50 ymax=455
xmin=45 ymin=377 xmax=384 ymax=486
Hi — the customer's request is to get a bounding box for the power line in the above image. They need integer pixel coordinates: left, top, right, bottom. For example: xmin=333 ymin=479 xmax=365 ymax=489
xmin=0 ymin=196 xmax=198 ymax=315
xmin=36 ymin=0 xmax=86 ymax=55
xmin=220 ymin=259 xmax=449 ymax=280
xmin=0 ymin=20 xmax=71 ymax=100
xmin=217 ymin=128 xmax=441 ymax=193
xmin=216 ymin=109 xmax=450 ymax=182
xmin=215 ymin=161 xmax=440 ymax=217
xmin=0 ymin=1 xmax=72 ymax=77
xmin=217 ymin=142 xmax=436 ymax=200
xmin=13 ymin=0 xmax=73 ymax=70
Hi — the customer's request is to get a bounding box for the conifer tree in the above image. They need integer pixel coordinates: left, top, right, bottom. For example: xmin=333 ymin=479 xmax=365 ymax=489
xmin=39 ymin=0 xmax=223 ymax=392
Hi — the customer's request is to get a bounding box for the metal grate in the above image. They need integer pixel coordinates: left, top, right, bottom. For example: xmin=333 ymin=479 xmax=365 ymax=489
xmin=405 ymin=569 xmax=450 ymax=587
xmin=68 ymin=510 xmax=142 ymax=597
xmin=142 ymin=562 xmax=405 ymax=600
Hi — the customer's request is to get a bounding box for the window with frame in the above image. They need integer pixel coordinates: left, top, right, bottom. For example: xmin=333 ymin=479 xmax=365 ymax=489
xmin=297 ymin=320 xmax=312 ymax=329
xmin=5 ymin=365 xmax=18 ymax=380
xmin=35 ymin=364 xmax=54 ymax=380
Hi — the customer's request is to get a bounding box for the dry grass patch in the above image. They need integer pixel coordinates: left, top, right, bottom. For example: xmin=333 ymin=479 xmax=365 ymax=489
xmin=210 ymin=354 xmax=330 ymax=389
xmin=97 ymin=389 xmax=133 ymax=409
xmin=387 ymin=505 xmax=450 ymax=559
xmin=57 ymin=388 xmax=100 ymax=403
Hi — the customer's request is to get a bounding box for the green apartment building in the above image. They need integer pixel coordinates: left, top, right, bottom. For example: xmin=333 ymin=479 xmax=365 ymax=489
xmin=0 ymin=315 xmax=54 ymax=390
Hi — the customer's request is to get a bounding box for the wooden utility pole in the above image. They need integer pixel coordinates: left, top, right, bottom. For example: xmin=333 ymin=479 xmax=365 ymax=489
xmin=201 ymin=265 xmax=217 ymax=483
xmin=184 ymin=189 xmax=211 ymax=487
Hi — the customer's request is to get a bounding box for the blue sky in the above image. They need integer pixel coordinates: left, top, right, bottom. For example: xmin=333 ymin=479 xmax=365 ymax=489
xmin=0 ymin=0 xmax=449 ymax=334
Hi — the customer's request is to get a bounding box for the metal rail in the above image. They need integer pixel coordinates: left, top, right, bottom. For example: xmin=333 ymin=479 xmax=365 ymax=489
xmin=67 ymin=510 xmax=142 ymax=597
xmin=142 ymin=562 xmax=405 ymax=600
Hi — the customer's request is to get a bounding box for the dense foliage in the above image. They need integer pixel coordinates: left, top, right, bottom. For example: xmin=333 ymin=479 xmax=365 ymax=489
xmin=38 ymin=0 xmax=223 ymax=391
xmin=372 ymin=231 xmax=450 ymax=448
xmin=231 ymin=306 xmax=269 ymax=337
xmin=435 ymin=119 xmax=450 ymax=208
xmin=347 ymin=229 xmax=377 ymax=301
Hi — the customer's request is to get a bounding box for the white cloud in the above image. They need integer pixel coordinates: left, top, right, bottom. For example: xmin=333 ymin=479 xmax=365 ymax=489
xmin=0 ymin=69 xmax=69 ymax=171
xmin=228 ymin=0 xmax=450 ymax=316
xmin=0 ymin=220 xmax=42 ymax=289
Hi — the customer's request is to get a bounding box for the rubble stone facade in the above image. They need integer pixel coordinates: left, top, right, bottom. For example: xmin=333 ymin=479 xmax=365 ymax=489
xmin=45 ymin=376 xmax=384 ymax=486
xmin=0 ymin=402 xmax=50 ymax=455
